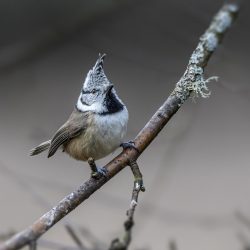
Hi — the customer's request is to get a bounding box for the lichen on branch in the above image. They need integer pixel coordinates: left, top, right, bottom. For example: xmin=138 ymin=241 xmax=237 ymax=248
xmin=173 ymin=3 xmax=238 ymax=103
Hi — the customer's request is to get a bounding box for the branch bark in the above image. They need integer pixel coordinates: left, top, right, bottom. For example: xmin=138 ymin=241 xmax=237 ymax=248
xmin=0 ymin=3 xmax=239 ymax=250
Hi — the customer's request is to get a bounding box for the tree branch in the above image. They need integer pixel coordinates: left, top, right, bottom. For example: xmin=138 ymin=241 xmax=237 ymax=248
xmin=0 ymin=3 xmax=239 ymax=250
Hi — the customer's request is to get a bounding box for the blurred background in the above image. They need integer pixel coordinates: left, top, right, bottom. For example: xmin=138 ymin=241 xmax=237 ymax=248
xmin=0 ymin=0 xmax=249 ymax=249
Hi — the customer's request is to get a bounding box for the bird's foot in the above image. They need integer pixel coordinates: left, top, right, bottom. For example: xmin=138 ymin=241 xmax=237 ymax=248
xmin=120 ymin=140 xmax=139 ymax=153
xmin=88 ymin=157 xmax=108 ymax=180
xmin=91 ymin=166 xmax=108 ymax=179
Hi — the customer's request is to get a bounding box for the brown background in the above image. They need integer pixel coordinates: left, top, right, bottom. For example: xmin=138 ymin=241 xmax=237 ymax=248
xmin=0 ymin=0 xmax=250 ymax=249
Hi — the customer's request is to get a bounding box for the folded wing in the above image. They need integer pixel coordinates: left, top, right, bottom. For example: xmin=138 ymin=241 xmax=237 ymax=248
xmin=47 ymin=110 xmax=90 ymax=158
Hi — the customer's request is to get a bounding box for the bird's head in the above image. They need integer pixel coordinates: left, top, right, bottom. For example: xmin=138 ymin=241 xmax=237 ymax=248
xmin=76 ymin=54 xmax=124 ymax=115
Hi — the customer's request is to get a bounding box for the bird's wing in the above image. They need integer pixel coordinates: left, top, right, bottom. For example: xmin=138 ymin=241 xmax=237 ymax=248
xmin=48 ymin=110 xmax=90 ymax=158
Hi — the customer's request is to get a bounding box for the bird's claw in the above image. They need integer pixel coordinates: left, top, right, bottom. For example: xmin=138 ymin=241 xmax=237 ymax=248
xmin=120 ymin=141 xmax=139 ymax=153
xmin=88 ymin=157 xmax=108 ymax=180
xmin=91 ymin=166 xmax=108 ymax=180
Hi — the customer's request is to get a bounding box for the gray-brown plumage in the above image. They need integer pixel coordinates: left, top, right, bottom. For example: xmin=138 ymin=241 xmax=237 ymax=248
xmin=30 ymin=110 xmax=89 ymax=158
xmin=30 ymin=140 xmax=51 ymax=156
xmin=49 ymin=110 xmax=89 ymax=158
xmin=30 ymin=54 xmax=129 ymax=169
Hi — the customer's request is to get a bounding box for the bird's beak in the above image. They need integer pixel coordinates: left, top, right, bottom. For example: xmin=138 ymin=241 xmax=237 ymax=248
xmin=106 ymin=84 xmax=114 ymax=93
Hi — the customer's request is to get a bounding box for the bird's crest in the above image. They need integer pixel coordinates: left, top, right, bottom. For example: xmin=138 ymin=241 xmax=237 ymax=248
xmin=83 ymin=53 xmax=110 ymax=89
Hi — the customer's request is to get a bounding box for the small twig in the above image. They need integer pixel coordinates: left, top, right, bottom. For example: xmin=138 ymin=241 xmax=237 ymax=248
xmin=0 ymin=3 xmax=239 ymax=250
xmin=168 ymin=240 xmax=177 ymax=250
xmin=129 ymin=161 xmax=145 ymax=193
xmin=64 ymin=224 xmax=87 ymax=250
xmin=109 ymin=160 xmax=144 ymax=250
xmin=38 ymin=239 xmax=80 ymax=250
xmin=235 ymin=211 xmax=250 ymax=250
xmin=29 ymin=241 xmax=37 ymax=250
xmin=235 ymin=211 xmax=250 ymax=231
xmin=0 ymin=232 xmax=16 ymax=242
xmin=79 ymin=227 xmax=104 ymax=250
xmin=237 ymin=231 xmax=250 ymax=250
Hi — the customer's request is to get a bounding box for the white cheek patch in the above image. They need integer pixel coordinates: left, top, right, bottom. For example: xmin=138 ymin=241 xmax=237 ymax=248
xmin=77 ymin=96 xmax=88 ymax=112
xmin=82 ymin=93 xmax=96 ymax=105
xmin=77 ymin=95 xmax=107 ymax=113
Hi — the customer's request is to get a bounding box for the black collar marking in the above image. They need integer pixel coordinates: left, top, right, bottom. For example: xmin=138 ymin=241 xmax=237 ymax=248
xmin=100 ymin=91 xmax=124 ymax=116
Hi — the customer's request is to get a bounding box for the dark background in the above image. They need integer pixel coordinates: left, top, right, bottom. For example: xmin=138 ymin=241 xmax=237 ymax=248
xmin=0 ymin=0 xmax=249 ymax=249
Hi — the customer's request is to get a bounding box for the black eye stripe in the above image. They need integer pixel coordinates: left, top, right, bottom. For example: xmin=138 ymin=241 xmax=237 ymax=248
xmin=82 ymin=89 xmax=98 ymax=94
xmin=82 ymin=90 xmax=92 ymax=94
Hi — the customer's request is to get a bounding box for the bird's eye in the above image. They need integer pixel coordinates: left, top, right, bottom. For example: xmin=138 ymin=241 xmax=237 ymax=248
xmin=91 ymin=89 xmax=97 ymax=94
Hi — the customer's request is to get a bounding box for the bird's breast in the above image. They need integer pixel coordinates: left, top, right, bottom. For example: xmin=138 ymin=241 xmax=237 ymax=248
xmin=65 ymin=108 xmax=128 ymax=161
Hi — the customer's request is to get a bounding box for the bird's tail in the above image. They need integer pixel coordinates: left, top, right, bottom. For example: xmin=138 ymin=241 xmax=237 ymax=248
xmin=30 ymin=140 xmax=51 ymax=156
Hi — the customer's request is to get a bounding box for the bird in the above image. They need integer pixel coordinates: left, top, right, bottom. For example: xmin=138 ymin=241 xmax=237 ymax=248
xmin=30 ymin=54 xmax=130 ymax=178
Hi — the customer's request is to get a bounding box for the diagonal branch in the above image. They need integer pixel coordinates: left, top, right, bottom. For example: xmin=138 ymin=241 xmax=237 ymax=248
xmin=0 ymin=3 xmax=239 ymax=250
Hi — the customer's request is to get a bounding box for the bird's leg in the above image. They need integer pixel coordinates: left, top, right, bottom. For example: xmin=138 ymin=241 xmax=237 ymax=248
xmin=87 ymin=157 xmax=107 ymax=179
xmin=120 ymin=140 xmax=139 ymax=153
xmin=129 ymin=160 xmax=145 ymax=192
